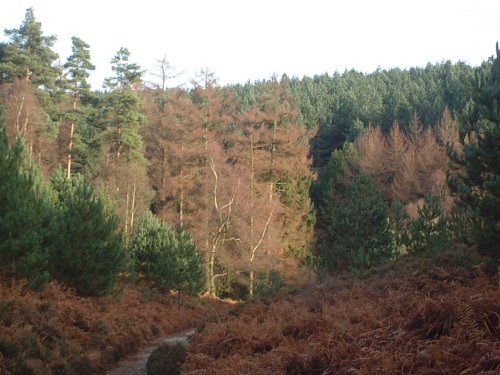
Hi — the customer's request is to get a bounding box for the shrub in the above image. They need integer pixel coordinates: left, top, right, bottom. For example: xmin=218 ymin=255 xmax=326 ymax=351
xmin=146 ymin=343 xmax=186 ymax=375
xmin=254 ymin=270 xmax=286 ymax=297
xmin=403 ymin=194 xmax=453 ymax=255
xmin=129 ymin=212 xmax=204 ymax=295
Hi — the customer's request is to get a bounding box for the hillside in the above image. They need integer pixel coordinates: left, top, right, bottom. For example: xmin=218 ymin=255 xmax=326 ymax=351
xmin=184 ymin=254 xmax=499 ymax=374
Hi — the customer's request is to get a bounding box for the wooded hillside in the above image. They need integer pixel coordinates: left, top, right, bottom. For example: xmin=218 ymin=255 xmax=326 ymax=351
xmin=0 ymin=8 xmax=498 ymax=306
xmin=1 ymin=8 xmax=499 ymax=375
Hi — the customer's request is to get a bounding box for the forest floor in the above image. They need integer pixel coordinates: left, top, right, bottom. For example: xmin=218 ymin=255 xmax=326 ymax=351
xmin=0 ymin=278 xmax=230 ymax=375
xmin=0 ymin=251 xmax=498 ymax=375
xmin=183 ymin=252 xmax=499 ymax=374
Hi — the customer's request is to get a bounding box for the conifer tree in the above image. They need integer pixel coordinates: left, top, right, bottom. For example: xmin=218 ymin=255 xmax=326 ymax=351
xmin=0 ymin=8 xmax=61 ymax=170
xmin=0 ymin=114 xmax=53 ymax=289
xmin=97 ymin=48 xmax=151 ymax=237
xmin=403 ymin=194 xmax=452 ymax=255
xmin=50 ymin=171 xmax=125 ymax=295
xmin=129 ymin=212 xmax=204 ymax=295
xmin=62 ymin=36 xmax=95 ymax=178
xmin=169 ymin=225 xmax=205 ymax=295
xmin=128 ymin=210 xmax=166 ymax=277
xmin=448 ymin=44 xmax=500 ymax=260
xmin=103 ymin=47 xmax=143 ymax=90
xmin=313 ymin=145 xmax=353 ymax=233
xmin=322 ymin=173 xmax=393 ymax=272
xmin=0 ymin=8 xmax=58 ymax=86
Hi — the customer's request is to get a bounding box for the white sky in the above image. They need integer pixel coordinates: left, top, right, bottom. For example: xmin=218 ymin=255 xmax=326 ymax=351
xmin=1 ymin=0 xmax=499 ymax=89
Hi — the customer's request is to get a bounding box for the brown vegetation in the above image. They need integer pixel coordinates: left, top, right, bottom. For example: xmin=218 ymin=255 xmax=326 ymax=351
xmin=0 ymin=278 xmax=229 ymax=374
xmin=184 ymin=254 xmax=499 ymax=374
xmin=141 ymin=78 xmax=314 ymax=296
xmin=0 ymin=80 xmax=56 ymax=173
xmin=354 ymin=110 xmax=459 ymax=213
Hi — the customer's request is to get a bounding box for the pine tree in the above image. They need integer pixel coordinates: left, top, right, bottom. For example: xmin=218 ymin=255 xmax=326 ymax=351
xmin=313 ymin=145 xmax=353 ymax=233
xmin=129 ymin=212 xmax=204 ymax=295
xmin=403 ymin=194 xmax=452 ymax=255
xmin=169 ymin=225 xmax=205 ymax=296
xmin=62 ymin=36 xmax=95 ymax=178
xmin=50 ymin=171 xmax=125 ymax=295
xmin=128 ymin=210 xmax=166 ymax=278
xmin=321 ymin=173 xmax=393 ymax=272
xmin=103 ymin=47 xmax=143 ymax=90
xmin=96 ymin=48 xmax=151 ymax=237
xmin=0 ymin=114 xmax=53 ymax=289
xmin=0 ymin=8 xmax=59 ymax=86
xmin=0 ymin=8 xmax=61 ymax=170
xmin=101 ymin=47 xmax=146 ymax=165
xmin=448 ymin=44 xmax=500 ymax=260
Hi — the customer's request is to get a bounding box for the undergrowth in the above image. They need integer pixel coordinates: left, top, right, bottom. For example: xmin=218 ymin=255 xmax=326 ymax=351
xmin=184 ymin=252 xmax=500 ymax=374
xmin=0 ymin=279 xmax=228 ymax=374
xmin=147 ymin=343 xmax=187 ymax=375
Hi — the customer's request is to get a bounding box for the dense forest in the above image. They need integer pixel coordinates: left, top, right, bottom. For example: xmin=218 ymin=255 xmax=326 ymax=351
xmin=0 ymin=9 xmax=498 ymax=374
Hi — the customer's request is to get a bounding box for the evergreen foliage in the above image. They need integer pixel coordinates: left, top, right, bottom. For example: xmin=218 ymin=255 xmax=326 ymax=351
xmin=320 ymin=173 xmax=393 ymax=272
xmin=64 ymin=37 xmax=95 ymax=94
xmin=1 ymin=7 xmax=498 ymax=293
xmin=49 ymin=171 xmax=125 ymax=296
xmin=388 ymin=200 xmax=410 ymax=255
xmin=313 ymin=147 xmax=350 ymax=228
xmin=169 ymin=225 xmax=205 ymax=295
xmin=254 ymin=269 xmax=286 ymax=297
xmin=146 ymin=343 xmax=187 ymax=375
xmin=448 ymin=44 xmax=500 ymax=261
xmin=104 ymin=47 xmax=143 ymax=90
xmin=129 ymin=212 xmax=204 ymax=295
xmin=0 ymin=8 xmax=59 ymax=86
xmin=0 ymin=117 xmax=53 ymax=289
xmin=61 ymin=36 xmax=96 ymax=176
xmin=128 ymin=210 xmax=165 ymax=277
xmin=101 ymin=87 xmax=146 ymax=164
xmin=403 ymin=195 xmax=452 ymax=256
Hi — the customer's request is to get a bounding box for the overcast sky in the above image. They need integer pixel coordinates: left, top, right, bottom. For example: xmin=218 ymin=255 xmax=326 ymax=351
xmin=1 ymin=0 xmax=499 ymax=89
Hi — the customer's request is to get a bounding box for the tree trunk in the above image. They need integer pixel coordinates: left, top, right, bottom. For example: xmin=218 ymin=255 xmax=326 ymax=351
xmin=66 ymin=94 xmax=77 ymax=179
xmin=124 ymin=183 xmax=130 ymax=239
xmin=208 ymin=245 xmax=216 ymax=295
xmin=179 ymin=141 xmax=184 ymax=226
xmin=249 ymin=134 xmax=255 ymax=296
xmin=130 ymin=182 xmax=136 ymax=232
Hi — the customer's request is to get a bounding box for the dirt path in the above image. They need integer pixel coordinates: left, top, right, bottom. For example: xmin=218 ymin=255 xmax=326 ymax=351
xmin=107 ymin=328 xmax=196 ymax=375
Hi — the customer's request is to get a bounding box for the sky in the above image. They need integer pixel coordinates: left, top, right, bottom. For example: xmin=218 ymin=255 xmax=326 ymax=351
xmin=1 ymin=0 xmax=499 ymax=89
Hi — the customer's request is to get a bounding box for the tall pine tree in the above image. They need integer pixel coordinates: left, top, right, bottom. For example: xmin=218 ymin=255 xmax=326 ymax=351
xmin=0 ymin=8 xmax=59 ymax=86
xmin=62 ymin=36 xmax=95 ymax=178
